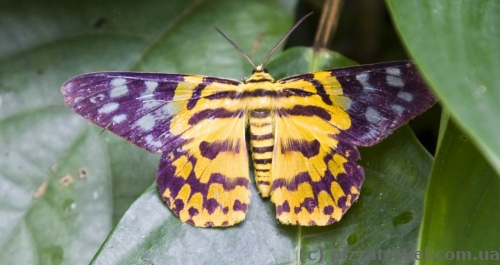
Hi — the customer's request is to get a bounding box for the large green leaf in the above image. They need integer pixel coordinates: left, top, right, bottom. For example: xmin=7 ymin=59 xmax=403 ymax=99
xmin=92 ymin=47 xmax=434 ymax=264
xmin=0 ymin=113 xmax=112 ymax=264
xmin=418 ymin=113 xmax=500 ymax=264
xmin=0 ymin=1 xmax=296 ymax=264
xmin=386 ymin=0 xmax=500 ymax=174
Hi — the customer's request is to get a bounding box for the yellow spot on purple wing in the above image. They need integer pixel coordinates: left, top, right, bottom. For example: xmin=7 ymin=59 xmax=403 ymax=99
xmin=172 ymin=155 xmax=192 ymax=180
xmin=330 ymin=181 xmax=345 ymax=204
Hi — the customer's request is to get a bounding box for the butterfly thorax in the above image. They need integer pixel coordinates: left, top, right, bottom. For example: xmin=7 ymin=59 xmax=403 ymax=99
xmin=242 ymin=67 xmax=277 ymax=111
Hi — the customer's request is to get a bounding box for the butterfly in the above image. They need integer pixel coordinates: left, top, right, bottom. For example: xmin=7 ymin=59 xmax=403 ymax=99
xmin=60 ymin=14 xmax=436 ymax=227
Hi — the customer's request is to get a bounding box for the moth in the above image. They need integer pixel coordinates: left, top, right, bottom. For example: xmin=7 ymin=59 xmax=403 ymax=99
xmin=61 ymin=14 xmax=436 ymax=227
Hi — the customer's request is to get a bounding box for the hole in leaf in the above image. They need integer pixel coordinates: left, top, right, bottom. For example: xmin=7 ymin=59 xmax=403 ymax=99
xmin=62 ymin=199 xmax=74 ymax=212
xmin=392 ymin=211 xmax=414 ymax=226
xmin=41 ymin=245 xmax=64 ymax=265
xmin=347 ymin=233 xmax=357 ymax=245
xmin=361 ymin=186 xmax=373 ymax=196
xmin=93 ymin=17 xmax=107 ymax=28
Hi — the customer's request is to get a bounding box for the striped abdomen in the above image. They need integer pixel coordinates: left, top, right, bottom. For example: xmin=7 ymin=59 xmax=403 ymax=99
xmin=249 ymin=109 xmax=274 ymax=197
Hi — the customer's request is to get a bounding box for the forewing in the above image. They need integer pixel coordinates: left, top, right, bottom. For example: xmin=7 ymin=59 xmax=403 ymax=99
xmin=277 ymin=61 xmax=437 ymax=146
xmin=61 ymin=72 xmax=242 ymax=153
xmin=61 ymin=72 xmax=251 ymax=227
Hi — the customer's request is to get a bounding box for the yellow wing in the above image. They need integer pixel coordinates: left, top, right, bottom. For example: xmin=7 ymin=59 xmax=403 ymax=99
xmin=156 ymin=76 xmax=251 ymax=227
xmin=271 ymin=61 xmax=436 ymax=225
xmin=271 ymin=70 xmax=363 ymax=226
xmin=158 ymin=111 xmax=250 ymax=227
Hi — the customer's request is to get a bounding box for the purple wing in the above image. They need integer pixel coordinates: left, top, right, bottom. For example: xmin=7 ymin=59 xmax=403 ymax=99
xmin=61 ymin=72 xmax=242 ymax=153
xmin=279 ymin=61 xmax=437 ymax=146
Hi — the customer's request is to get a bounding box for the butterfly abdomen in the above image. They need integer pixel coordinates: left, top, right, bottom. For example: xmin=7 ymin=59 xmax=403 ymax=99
xmin=249 ymin=109 xmax=274 ymax=197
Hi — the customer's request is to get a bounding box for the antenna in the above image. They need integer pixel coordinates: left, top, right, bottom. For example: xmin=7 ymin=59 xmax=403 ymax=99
xmin=215 ymin=12 xmax=313 ymax=69
xmin=215 ymin=27 xmax=257 ymax=69
xmin=261 ymin=12 xmax=313 ymax=68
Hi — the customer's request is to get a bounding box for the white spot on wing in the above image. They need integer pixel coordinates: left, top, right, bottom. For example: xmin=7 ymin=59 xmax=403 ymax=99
xmin=386 ymin=67 xmax=401 ymax=76
xmin=111 ymin=78 xmax=127 ymax=86
xmin=363 ymin=86 xmax=377 ymax=92
xmin=361 ymin=127 xmax=379 ymax=141
xmin=136 ymin=114 xmax=156 ymax=131
xmin=387 ymin=75 xmax=404 ymax=87
xmin=112 ymin=114 xmax=127 ymax=124
xmin=356 ymin=73 xmax=370 ymax=87
xmin=397 ymin=91 xmax=413 ymax=102
xmin=90 ymin=94 xmax=105 ymax=103
xmin=145 ymin=135 xmax=162 ymax=148
xmin=98 ymin=102 xmax=119 ymax=114
xmin=365 ymin=106 xmax=381 ymax=124
xmin=139 ymin=81 xmax=158 ymax=99
xmin=64 ymin=82 xmax=74 ymax=90
xmin=143 ymin=81 xmax=158 ymax=94
xmin=162 ymin=103 xmax=180 ymax=116
xmin=356 ymin=73 xmax=376 ymax=91
xmin=143 ymin=101 xmax=161 ymax=109
xmin=391 ymin=104 xmax=405 ymax=115
xmin=110 ymin=85 xmax=128 ymax=98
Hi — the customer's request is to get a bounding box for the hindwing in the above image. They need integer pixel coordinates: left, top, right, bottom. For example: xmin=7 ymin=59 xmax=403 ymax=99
xmin=272 ymin=108 xmax=363 ymax=225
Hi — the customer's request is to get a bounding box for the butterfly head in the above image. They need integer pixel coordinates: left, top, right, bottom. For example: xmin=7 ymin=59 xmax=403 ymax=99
xmin=215 ymin=13 xmax=312 ymax=83
xmin=246 ymin=65 xmax=274 ymax=83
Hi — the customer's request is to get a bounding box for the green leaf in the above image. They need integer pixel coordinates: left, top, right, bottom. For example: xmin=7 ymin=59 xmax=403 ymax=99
xmin=386 ymin=0 xmax=500 ymax=174
xmin=0 ymin=113 xmax=112 ymax=264
xmin=92 ymin=47 xmax=434 ymax=265
xmin=265 ymin=47 xmax=357 ymax=78
xmin=418 ymin=113 xmax=500 ymax=264
xmin=0 ymin=0 xmax=296 ymax=264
